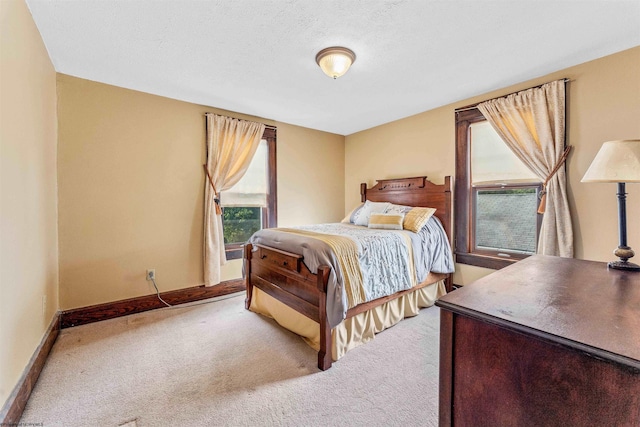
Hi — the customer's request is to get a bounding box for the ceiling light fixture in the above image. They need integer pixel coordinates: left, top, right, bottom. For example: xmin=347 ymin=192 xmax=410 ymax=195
xmin=315 ymin=47 xmax=356 ymax=79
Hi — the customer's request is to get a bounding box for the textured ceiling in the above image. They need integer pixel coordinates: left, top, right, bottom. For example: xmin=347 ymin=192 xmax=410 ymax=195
xmin=26 ymin=0 xmax=640 ymax=135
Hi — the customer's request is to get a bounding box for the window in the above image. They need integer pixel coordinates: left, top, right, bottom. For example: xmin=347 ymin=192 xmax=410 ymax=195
xmin=220 ymin=127 xmax=276 ymax=259
xmin=455 ymin=109 xmax=541 ymax=269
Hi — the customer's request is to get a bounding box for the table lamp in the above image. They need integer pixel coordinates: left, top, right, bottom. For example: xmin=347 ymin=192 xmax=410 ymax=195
xmin=582 ymin=139 xmax=640 ymax=271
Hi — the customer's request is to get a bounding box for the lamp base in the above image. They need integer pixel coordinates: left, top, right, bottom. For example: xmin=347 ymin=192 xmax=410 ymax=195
xmin=608 ymin=260 xmax=640 ymax=272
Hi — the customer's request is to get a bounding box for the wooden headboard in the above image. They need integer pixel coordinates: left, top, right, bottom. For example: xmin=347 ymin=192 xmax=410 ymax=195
xmin=360 ymin=176 xmax=453 ymax=246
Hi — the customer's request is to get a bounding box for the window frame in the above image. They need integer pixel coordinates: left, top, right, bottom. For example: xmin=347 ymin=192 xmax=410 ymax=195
xmin=455 ymin=108 xmax=541 ymax=270
xmin=224 ymin=127 xmax=277 ymax=260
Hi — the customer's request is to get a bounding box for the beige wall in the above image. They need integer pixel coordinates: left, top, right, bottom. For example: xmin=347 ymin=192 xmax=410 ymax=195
xmin=0 ymin=0 xmax=59 ymax=407
xmin=346 ymin=46 xmax=640 ymax=285
xmin=57 ymin=75 xmax=345 ymax=310
xmin=277 ymin=122 xmax=345 ymax=227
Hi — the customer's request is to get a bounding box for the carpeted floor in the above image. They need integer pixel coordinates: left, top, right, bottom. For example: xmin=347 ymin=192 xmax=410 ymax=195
xmin=20 ymin=293 xmax=441 ymax=427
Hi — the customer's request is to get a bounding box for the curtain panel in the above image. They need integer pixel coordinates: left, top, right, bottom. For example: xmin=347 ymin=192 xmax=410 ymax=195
xmin=477 ymin=80 xmax=573 ymax=257
xmin=204 ymin=114 xmax=265 ymax=286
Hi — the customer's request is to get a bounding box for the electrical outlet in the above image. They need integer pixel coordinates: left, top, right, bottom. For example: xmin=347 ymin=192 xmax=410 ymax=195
xmin=146 ymin=269 xmax=155 ymax=281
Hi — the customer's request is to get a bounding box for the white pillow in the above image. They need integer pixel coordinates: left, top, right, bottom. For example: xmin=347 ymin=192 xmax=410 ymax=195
xmin=385 ymin=203 xmax=412 ymax=215
xmin=341 ymin=203 xmax=363 ymax=223
xmin=353 ymin=201 xmax=391 ymax=226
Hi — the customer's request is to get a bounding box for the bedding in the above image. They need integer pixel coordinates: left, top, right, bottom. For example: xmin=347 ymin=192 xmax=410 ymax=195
xmin=247 ymin=216 xmax=454 ymax=329
xmin=341 ymin=203 xmax=363 ymax=223
xmin=403 ymin=207 xmax=437 ymax=232
xmin=368 ymin=213 xmax=404 ymax=229
xmin=352 ymin=200 xmax=390 ymax=226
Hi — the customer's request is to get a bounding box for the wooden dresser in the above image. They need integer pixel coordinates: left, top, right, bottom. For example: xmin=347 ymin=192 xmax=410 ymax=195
xmin=436 ymin=255 xmax=640 ymax=426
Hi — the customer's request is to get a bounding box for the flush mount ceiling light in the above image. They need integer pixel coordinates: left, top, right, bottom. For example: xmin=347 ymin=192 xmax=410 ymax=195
xmin=315 ymin=46 xmax=356 ymax=79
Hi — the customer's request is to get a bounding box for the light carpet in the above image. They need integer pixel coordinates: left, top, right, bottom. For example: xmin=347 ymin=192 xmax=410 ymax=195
xmin=20 ymin=293 xmax=441 ymax=426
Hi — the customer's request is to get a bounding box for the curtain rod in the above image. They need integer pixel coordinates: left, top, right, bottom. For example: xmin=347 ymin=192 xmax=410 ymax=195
xmin=455 ymin=78 xmax=573 ymax=113
xmin=203 ymin=112 xmax=276 ymax=130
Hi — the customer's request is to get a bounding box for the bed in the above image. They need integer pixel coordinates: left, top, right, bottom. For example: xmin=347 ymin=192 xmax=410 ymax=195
xmin=243 ymin=176 xmax=454 ymax=370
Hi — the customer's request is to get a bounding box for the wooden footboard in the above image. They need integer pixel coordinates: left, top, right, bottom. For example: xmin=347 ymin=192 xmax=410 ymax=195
xmin=244 ymin=243 xmax=333 ymax=370
xmin=244 ymin=243 xmax=450 ymax=371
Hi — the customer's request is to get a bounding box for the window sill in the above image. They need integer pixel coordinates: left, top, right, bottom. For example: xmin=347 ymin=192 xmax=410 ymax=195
xmin=455 ymin=252 xmax=528 ymax=270
xmin=225 ymin=245 xmax=244 ymax=260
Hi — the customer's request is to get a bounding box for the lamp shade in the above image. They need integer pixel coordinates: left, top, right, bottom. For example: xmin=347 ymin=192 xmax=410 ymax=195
xmin=315 ymin=47 xmax=356 ymax=79
xmin=581 ymin=139 xmax=640 ymax=183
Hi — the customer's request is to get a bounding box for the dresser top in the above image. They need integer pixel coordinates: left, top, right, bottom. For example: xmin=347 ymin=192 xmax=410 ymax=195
xmin=437 ymin=255 xmax=640 ymax=367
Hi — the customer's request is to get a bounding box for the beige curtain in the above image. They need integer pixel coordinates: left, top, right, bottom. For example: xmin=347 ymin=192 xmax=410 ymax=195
xmin=204 ymin=114 xmax=265 ymax=286
xmin=477 ymin=80 xmax=573 ymax=257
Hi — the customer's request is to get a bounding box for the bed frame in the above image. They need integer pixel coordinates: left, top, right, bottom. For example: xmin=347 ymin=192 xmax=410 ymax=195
xmin=244 ymin=176 xmax=453 ymax=370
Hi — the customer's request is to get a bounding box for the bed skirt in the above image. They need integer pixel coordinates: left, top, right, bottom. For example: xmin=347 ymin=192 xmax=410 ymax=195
xmin=249 ymin=279 xmax=446 ymax=361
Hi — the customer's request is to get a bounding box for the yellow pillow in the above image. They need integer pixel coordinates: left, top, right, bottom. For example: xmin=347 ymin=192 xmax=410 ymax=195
xmin=403 ymin=207 xmax=436 ymax=232
xmin=368 ymin=213 xmax=404 ymax=230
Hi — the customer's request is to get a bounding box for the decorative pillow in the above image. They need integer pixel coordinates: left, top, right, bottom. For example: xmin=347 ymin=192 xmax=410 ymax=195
xmin=341 ymin=203 xmax=364 ymax=223
xmin=368 ymin=213 xmax=404 ymax=230
xmin=403 ymin=207 xmax=437 ymax=233
xmin=353 ymin=201 xmax=391 ymax=226
xmin=385 ymin=203 xmax=412 ymax=215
